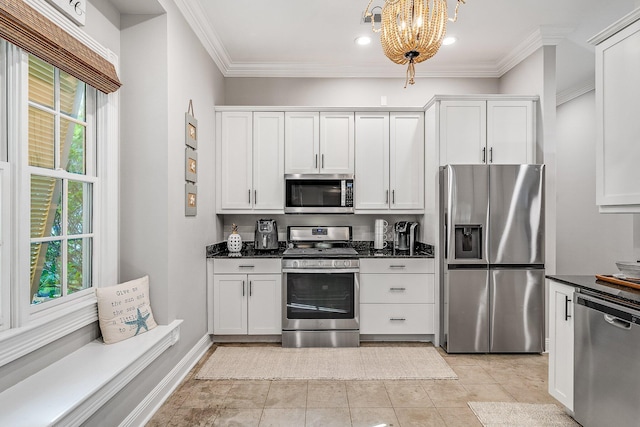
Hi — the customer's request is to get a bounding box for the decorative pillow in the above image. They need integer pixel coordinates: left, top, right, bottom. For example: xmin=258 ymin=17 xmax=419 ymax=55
xmin=96 ymin=275 xmax=157 ymax=344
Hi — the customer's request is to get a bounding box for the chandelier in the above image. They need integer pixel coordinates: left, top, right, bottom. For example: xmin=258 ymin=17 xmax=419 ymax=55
xmin=364 ymin=0 xmax=465 ymax=87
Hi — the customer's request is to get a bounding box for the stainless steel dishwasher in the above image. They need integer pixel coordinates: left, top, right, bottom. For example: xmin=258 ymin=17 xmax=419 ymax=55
xmin=574 ymin=290 xmax=640 ymax=427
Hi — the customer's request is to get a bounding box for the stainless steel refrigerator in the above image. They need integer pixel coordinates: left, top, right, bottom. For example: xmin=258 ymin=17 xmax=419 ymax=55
xmin=439 ymin=164 xmax=545 ymax=353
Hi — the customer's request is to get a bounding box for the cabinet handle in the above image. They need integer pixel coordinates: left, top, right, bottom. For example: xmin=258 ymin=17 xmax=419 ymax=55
xmin=254 ymin=190 xmax=257 ymax=205
xmin=248 ymin=189 xmax=251 ymax=203
xmin=390 ymin=318 xmax=406 ymax=321
xmin=564 ymin=296 xmax=571 ymax=321
xmin=239 ymin=265 xmax=255 ymax=268
xmin=386 ymin=190 xmax=389 ymax=204
xmin=242 ymin=280 xmax=245 ymax=297
xmin=489 ymin=147 xmax=493 ymax=163
xmin=322 ymin=154 xmax=325 ymax=169
xmin=389 ymin=265 xmax=406 ymax=269
xmin=389 ymin=287 xmax=406 ymax=291
xmin=315 ymin=154 xmax=318 ymax=168
xmin=249 ymin=281 xmax=252 ymax=297
xmin=392 ymin=190 xmax=395 ymax=204
xmin=482 ymin=147 xmax=486 ymax=163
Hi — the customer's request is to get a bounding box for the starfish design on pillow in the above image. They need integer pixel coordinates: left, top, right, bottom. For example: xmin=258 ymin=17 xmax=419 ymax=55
xmin=125 ymin=308 xmax=150 ymax=335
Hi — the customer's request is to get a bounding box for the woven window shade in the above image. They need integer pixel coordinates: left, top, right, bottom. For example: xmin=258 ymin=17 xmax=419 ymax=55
xmin=0 ymin=0 xmax=121 ymax=93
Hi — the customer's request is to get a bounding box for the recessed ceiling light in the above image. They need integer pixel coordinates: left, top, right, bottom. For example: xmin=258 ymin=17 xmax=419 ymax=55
xmin=355 ymin=36 xmax=372 ymax=46
xmin=442 ymin=36 xmax=457 ymax=46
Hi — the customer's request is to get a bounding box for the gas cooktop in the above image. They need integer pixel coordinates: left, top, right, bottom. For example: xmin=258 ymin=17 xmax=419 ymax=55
xmin=282 ymin=247 xmax=358 ymax=257
xmin=284 ymin=225 xmax=358 ymax=258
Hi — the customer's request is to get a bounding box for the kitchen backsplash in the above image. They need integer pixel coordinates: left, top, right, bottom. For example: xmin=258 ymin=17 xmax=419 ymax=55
xmin=221 ymin=214 xmax=425 ymax=243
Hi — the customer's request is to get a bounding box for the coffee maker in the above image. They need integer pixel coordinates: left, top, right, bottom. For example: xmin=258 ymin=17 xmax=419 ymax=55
xmin=394 ymin=221 xmax=419 ymax=255
xmin=254 ymin=219 xmax=279 ymax=251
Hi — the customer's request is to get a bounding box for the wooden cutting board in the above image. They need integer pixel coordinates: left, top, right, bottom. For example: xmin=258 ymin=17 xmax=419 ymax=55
xmin=595 ymin=274 xmax=640 ymax=290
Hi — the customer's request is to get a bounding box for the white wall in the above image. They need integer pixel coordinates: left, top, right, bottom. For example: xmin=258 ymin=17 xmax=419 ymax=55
xmin=555 ymin=91 xmax=636 ymax=273
xmin=86 ymin=0 xmax=223 ymax=424
xmin=499 ymin=46 xmax=558 ymax=276
xmin=224 ymin=77 xmax=499 ymax=106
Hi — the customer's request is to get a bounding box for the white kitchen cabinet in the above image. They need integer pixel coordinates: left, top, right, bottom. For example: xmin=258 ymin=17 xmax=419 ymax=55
xmin=217 ymin=111 xmax=284 ymax=212
xmin=355 ymin=112 xmax=424 ymax=211
xmin=360 ymin=258 xmax=435 ymax=335
xmin=434 ymin=96 xmax=536 ymax=165
xmin=212 ymin=259 xmax=282 ymax=335
xmin=285 ymin=112 xmax=354 ymax=174
xmin=590 ymin=11 xmax=640 ymax=212
xmin=547 ymin=279 xmax=574 ymax=411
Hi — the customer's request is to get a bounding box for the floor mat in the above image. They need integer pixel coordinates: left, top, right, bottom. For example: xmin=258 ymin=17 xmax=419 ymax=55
xmin=468 ymin=402 xmax=579 ymax=426
xmin=195 ymin=346 xmax=458 ymax=380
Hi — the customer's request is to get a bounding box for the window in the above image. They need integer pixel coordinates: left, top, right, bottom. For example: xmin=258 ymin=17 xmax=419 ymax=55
xmin=0 ymin=3 xmax=118 ymax=365
xmin=27 ymin=55 xmax=96 ymax=306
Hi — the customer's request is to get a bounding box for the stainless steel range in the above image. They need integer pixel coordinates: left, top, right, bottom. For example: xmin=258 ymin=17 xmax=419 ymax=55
xmin=281 ymin=226 xmax=360 ymax=348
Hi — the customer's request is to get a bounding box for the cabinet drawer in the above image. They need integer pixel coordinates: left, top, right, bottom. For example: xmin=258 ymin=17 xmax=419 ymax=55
xmin=360 ymin=274 xmax=433 ymax=304
xmin=359 ymin=258 xmax=433 ymax=274
xmin=360 ymin=303 xmax=434 ymax=334
xmin=213 ymin=258 xmax=281 ymax=274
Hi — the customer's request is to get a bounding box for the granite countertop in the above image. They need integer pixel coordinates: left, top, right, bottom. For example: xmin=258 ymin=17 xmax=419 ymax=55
xmin=206 ymin=241 xmax=434 ymax=259
xmin=548 ymin=275 xmax=640 ymax=306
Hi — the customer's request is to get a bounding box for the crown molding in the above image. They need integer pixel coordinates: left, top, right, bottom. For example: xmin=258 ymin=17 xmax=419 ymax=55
xmin=496 ymin=26 xmax=573 ymax=76
xmin=173 ymin=0 xmax=231 ymax=75
xmin=556 ymin=80 xmax=595 ymax=106
xmin=588 ymin=7 xmax=640 ymax=45
xmin=221 ymin=62 xmax=502 ymax=79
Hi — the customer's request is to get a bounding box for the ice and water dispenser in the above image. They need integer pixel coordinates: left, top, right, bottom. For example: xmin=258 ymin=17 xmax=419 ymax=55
xmin=453 ymin=225 xmax=482 ymax=259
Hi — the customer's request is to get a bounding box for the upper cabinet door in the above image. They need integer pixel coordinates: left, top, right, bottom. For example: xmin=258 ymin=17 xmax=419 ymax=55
xmin=285 ymin=112 xmax=320 ymax=174
xmin=487 ymin=100 xmax=534 ymax=164
xmin=220 ymin=112 xmax=253 ymax=210
xmin=594 ymin=17 xmax=640 ymax=212
xmin=390 ymin=112 xmax=424 ymax=210
xmin=355 ymin=113 xmax=390 ymax=210
xmin=320 ymin=112 xmax=355 ymax=174
xmin=439 ymin=101 xmax=487 ymax=165
xmin=253 ymin=112 xmax=284 ymax=210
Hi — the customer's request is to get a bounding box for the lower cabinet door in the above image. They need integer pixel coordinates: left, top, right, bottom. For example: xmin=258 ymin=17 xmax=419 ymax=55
xmin=548 ymin=279 xmax=574 ymax=410
xmin=360 ymin=303 xmax=433 ymax=334
xmin=213 ymin=275 xmax=248 ymax=335
xmin=247 ymin=274 xmax=282 ymax=335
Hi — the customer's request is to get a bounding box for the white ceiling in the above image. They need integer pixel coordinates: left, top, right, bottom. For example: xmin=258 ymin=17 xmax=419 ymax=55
xmin=168 ymin=1 xmax=638 ymax=94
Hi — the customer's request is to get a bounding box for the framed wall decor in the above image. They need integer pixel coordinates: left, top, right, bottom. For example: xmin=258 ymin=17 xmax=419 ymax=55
xmin=185 ymin=183 xmax=197 ymax=216
xmin=185 ymin=148 xmax=197 ymax=183
xmin=185 ymin=100 xmax=197 ymax=149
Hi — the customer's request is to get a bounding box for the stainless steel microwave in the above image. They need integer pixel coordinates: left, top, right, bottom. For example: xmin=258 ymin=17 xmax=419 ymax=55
xmin=284 ymin=174 xmax=354 ymax=214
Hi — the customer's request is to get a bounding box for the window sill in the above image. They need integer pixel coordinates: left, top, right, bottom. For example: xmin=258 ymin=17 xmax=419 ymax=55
xmin=0 ymin=297 xmax=98 ymax=368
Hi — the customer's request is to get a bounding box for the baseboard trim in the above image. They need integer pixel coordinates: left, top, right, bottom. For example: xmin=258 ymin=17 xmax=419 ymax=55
xmin=119 ymin=334 xmax=212 ymax=427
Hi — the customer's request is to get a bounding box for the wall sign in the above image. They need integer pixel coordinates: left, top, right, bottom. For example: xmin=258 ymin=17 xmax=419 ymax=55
xmin=45 ymin=0 xmax=86 ymax=27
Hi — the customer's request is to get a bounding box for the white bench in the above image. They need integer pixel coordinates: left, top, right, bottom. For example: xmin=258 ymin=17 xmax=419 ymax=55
xmin=0 ymin=319 xmax=182 ymax=427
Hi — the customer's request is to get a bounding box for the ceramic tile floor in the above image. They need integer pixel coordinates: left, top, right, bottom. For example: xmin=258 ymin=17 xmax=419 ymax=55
xmin=146 ymin=343 xmax=559 ymax=427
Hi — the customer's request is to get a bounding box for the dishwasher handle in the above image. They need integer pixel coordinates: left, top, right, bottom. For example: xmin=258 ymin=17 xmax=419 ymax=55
xmin=604 ymin=314 xmax=632 ymax=330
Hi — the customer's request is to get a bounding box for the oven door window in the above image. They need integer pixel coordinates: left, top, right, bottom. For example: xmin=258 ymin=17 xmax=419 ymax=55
xmin=286 ymin=272 xmax=354 ymax=319
xmin=286 ymin=180 xmax=342 ymax=208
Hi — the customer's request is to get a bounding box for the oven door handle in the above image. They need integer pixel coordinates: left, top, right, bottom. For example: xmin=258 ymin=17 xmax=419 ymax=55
xmin=282 ymin=268 xmax=360 ymax=274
